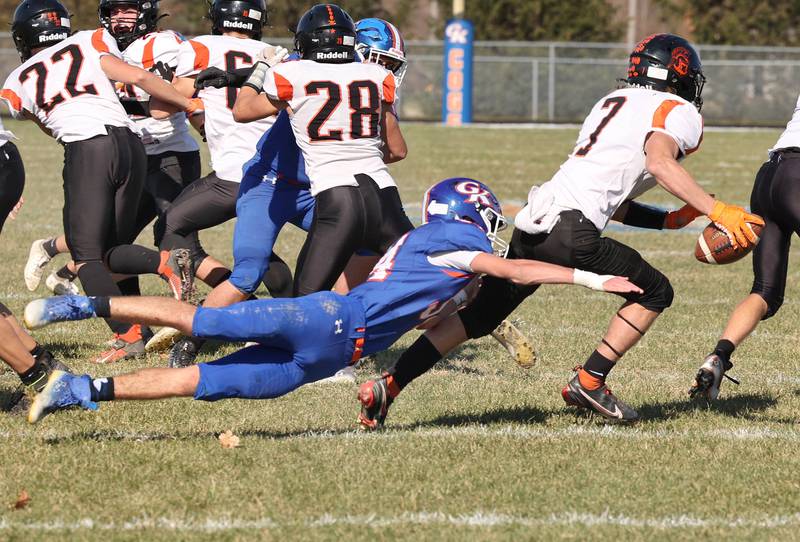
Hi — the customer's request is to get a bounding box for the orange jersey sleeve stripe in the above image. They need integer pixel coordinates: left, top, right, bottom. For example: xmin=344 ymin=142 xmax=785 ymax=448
xmin=274 ymin=72 xmax=293 ymax=101
xmin=142 ymin=38 xmax=156 ymax=69
xmin=189 ymin=40 xmax=210 ymax=72
xmin=382 ymin=73 xmax=396 ymax=104
xmin=0 ymin=89 xmax=22 ymax=112
xmin=652 ymin=99 xmax=682 ymax=129
xmin=91 ymin=28 xmax=110 ymax=54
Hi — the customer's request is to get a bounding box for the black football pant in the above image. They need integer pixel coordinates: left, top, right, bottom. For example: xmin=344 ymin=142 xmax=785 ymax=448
xmin=0 ymin=142 xmax=25 ymax=234
xmin=748 ymin=149 xmax=800 ymax=318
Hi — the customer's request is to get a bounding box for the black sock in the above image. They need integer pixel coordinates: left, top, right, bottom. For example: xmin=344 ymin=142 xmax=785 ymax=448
xmin=714 ymin=339 xmax=736 ymax=363
xmin=105 ymin=245 xmax=162 ymax=275
xmin=43 ymin=238 xmax=60 ymax=258
xmin=583 ymin=350 xmax=616 ymax=380
xmin=89 ymin=377 xmax=115 ymax=402
xmin=117 ymin=277 xmax=141 ymax=297
xmin=19 ymin=360 xmax=49 ymax=392
xmin=56 ymin=265 xmax=77 ymax=281
xmin=388 ymin=335 xmax=443 ymax=391
xmin=90 ymin=296 xmax=112 ymax=318
xmin=29 ymin=344 xmax=45 ymax=359
xmin=77 ymin=262 xmax=129 ymax=335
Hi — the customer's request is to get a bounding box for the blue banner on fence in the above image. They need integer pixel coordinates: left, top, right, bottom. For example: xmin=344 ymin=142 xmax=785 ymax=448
xmin=442 ymin=18 xmax=474 ymax=125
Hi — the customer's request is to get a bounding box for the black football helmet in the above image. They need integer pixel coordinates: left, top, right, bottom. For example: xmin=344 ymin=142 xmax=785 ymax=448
xmin=294 ymin=4 xmax=356 ymax=64
xmin=98 ymin=0 xmax=161 ymax=50
xmin=11 ymin=0 xmax=72 ymax=61
xmin=209 ymin=0 xmax=267 ymax=39
xmin=626 ymin=33 xmax=706 ymax=110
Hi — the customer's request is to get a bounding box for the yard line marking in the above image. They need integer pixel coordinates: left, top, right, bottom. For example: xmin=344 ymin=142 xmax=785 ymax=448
xmin=3 ymin=511 xmax=800 ymax=532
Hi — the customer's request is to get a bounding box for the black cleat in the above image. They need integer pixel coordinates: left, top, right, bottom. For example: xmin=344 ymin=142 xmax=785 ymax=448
xmin=358 ymin=374 xmax=396 ymax=430
xmin=168 ymin=337 xmax=204 ymax=368
xmin=561 ymin=368 xmax=639 ymax=423
xmin=689 ymin=354 xmax=739 ymax=400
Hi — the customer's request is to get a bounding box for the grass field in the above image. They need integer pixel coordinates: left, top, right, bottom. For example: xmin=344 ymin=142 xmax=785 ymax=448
xmin=2 ymin=119 xmax=800 ymax=541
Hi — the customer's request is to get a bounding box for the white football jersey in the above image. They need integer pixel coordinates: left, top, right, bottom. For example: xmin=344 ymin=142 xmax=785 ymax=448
xmin=1 ymin=29 xmax=136 ymax=143
xmin=0 ymin=116 xmax=14 ymax=148
xmin=263 ymin=59 xmax=397 ymax=196
xmin=119 ymin=30 xmax=198 ymax=155
xmin=176 ymin=34 xmax=274 ymax=183
xmin=771 ymin=94 xmax=800 ymax=153
xmin=515 ymin=87 xmax=703 ymax=233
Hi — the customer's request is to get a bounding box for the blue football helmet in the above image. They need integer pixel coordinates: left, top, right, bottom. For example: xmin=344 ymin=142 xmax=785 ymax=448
xmin=422 ymin=178 xmax=509 ymax=257
xmin=355 ymin=17 xmax=407 ymax=85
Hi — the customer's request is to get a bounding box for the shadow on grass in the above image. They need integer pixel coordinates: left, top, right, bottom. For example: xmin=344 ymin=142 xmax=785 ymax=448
xmin=638 ymin=392 xmax=778 ymax=422
xmin=0 ymin=385 xmax=24 ymax=412
xmin=398 ymin=404 xmax=552 ymax=430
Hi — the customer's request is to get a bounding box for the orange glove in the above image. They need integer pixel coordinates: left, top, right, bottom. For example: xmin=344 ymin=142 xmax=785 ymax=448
xmin=664 ymin=202 xmax=703 ymax=229
xmin=184 ymin=98 xmax=204 ymax=116
xmin=708 ymin=200 xmax=765 ymax=249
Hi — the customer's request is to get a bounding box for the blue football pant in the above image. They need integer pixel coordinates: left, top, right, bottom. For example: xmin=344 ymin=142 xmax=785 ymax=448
xmin=192 ymin=292 xmax=365 ymax=401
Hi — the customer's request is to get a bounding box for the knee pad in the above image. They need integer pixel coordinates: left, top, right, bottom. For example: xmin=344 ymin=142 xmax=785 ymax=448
xmin=637 ymin=272 xmax=673 ymax=313
xmin=229 ymin=256 xmax=270 ymax=295
xmin=754 ymin=289 xmax=783 ymax=319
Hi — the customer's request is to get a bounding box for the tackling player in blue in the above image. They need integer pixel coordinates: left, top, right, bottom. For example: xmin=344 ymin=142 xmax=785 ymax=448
xmin=22 ymin=178 xmax=641 ymax=423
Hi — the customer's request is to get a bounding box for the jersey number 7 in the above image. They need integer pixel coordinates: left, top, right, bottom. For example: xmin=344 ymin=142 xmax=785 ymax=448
xmin=306 ymin=80 xmax=380 ymax=142
xmin=575 ymin=96 xmax=626 ymax=156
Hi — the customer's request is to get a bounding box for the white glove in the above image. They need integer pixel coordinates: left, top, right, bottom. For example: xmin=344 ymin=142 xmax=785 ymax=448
xmin=573 ymin=269 xmax=614 ymax=291
xmin=255 ymin=45 xmax=289 ymax=68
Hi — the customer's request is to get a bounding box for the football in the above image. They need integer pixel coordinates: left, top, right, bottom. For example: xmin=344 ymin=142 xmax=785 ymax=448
xmin=695 ymin=222 xmax=763 ymax=264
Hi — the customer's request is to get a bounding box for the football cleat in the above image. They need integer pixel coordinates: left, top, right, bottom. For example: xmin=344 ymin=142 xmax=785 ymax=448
xmin=168 ymin=337 xmax=203 ymax=368
xmin=158 ymin=248 xmax=196 ymax=302
xmin=93 ymin=325 xmax=146 ymax=364
xmin=28 ymin=370 xmax=98 ymax=424
xmin=45 ymin=271 xmax=79 ymax=295
xmin=24 ymin=295 xmax=95 ymax=330
xmin=4 ymin=351 xmax=72 ymax=414
xmin=561 ymin=368 xmax=639 ymax=423
xmin=145 ymin=326 xmax=184 ymax=353
xmin=689 ymin=354 xmax=739 ymax=400
xmin=313 ymin=365 xmax=357 ymax=385
xmin=24 ymin=239 xmax=53 ymax=291
xmin=358 ymin=374 xmax=397 ymax=430
xmin=490 ymin=320 xmax=536 ymax=369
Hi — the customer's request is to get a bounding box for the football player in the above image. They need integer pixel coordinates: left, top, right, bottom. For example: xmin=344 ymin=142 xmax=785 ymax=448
xmin=357 ymin=34 xmax=765 ymax=427
xmin=1 ymin=0 xmax=203 ymax=362
xmin=690 ymin=92 xmax=800 ymax=400
xmin=25 ymin=0 xmax=206 ymax=303
xmin=22 ymin=178 xmax=642 ymax=423
xmin=233 ymin=4 xmax=413 ymax=298
xmin=0 ymin=116 xmax=68 ymax=411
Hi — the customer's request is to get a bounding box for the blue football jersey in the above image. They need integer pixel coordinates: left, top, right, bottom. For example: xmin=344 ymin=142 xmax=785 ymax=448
xmin=349 ymin=220 xmax=492 ymax=355
xmin=240 ymin=111 xmax=311 ymax=189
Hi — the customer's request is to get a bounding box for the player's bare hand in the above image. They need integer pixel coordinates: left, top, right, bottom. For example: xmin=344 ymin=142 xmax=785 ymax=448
xmin=708 ymin=200 xmax=765 ymax=249
xmin=256 ymin=46 xmax=289 ymax=68
xmin=601 ymin=276 xmax=643 ymax=294
xmin=7 ymin=197 xmax=23 ymax=220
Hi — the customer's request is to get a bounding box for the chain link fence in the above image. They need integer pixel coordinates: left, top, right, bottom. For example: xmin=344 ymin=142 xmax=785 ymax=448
xmin=2 ymin=33 xmax=799 ymax=126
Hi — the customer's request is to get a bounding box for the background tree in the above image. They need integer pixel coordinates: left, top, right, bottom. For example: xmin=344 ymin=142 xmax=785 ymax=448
xmin=463 ymin=0 xmax=623 ymax=41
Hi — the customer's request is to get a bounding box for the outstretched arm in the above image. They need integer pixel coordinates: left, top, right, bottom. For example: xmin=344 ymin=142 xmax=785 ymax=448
xmin=470 ymin=253 xmax=643 ymax=294
xmin=232 ymin=85 xmax=283 ymax=122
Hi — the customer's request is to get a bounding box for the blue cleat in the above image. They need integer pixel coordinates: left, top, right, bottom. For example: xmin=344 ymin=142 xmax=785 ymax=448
xmin=28 ymin=370 xmax=98 ymax=424
xmin=24 ymin=295 xmax=96 ymax=330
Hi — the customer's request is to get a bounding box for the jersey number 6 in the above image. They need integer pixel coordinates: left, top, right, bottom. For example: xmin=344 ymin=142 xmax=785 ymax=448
xmin=306 ymin=80 xmax=380 ymax=142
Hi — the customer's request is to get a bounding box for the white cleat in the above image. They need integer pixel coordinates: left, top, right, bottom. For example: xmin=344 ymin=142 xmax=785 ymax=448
xmin=313 ymin=365 xmax=357 ymax=385
xmin=145 ymin=326 xmax=184 ymax=353
xmin=491 ymin=319 xmax=537 ymax=369
xmin=24 ymin=239 xmax=53 ymax=291
xmin=689 ymin=354 xmax=739 ymax=400
xmin=45 ymin=272 xmax=79 ymax=295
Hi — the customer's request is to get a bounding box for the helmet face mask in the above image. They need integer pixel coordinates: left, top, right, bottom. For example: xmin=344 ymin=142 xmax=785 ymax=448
xmin=98 ymin=0 xmax=160 ymax=50
xmin=294 ymin=4 xmax=357 ymax=64
xmin=423 ymin=178 xmax=509 ymax=258
xmin=626 ymin=33 xmax=706 ymax=111
xmin=12 ymin=0 xmax=72 ymax=61
xmin=208 ymin=0 xmax=267 ymax=40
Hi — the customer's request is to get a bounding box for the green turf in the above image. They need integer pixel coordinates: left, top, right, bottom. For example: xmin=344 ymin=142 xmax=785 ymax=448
xmin=1 ymin=119 xmax=798 ymax=541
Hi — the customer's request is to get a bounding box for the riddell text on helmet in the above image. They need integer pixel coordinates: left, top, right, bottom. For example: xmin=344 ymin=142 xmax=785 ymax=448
xmin=316 ymin=51 xmax=349 ymax=60
xmin=222 ymin=20 xmax=254 ymax=30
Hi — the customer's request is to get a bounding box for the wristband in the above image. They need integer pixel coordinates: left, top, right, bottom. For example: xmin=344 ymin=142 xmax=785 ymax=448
xmin=573 ymin=269 xmax=609 ymax=291
xmin=242 ymin=61 xmax=269 ymax=93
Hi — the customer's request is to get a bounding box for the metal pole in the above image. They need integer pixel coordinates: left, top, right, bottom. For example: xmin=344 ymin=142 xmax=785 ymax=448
xmin=453 ymin=0 xmax=465 ymax=17
xmin=626 ymin=0 xmax=638 ymax=50
xmin=548 ymin=44 xmax=555 ymax=121
xmin=532 ymin=59 xmax=539 ymax=120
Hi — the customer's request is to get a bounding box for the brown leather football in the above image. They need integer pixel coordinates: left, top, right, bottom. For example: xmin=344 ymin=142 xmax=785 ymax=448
xmin=695 ymin=222 xmax=763 ymax=264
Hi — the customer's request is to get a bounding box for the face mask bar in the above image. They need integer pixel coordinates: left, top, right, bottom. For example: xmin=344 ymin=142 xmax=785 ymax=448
xmin=366 ymin=48 xmax=407 ymax=86
xmin=480 ymin=207 xmax=509 ymax=258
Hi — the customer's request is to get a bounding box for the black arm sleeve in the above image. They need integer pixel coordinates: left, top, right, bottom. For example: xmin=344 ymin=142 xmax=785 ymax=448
xmin=621 ymin=201 xmax=667 ymax=230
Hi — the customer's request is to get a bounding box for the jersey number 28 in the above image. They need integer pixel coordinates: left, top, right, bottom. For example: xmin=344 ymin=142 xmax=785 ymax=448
xmin=306 ymin=80 xmax=380 ymax=142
